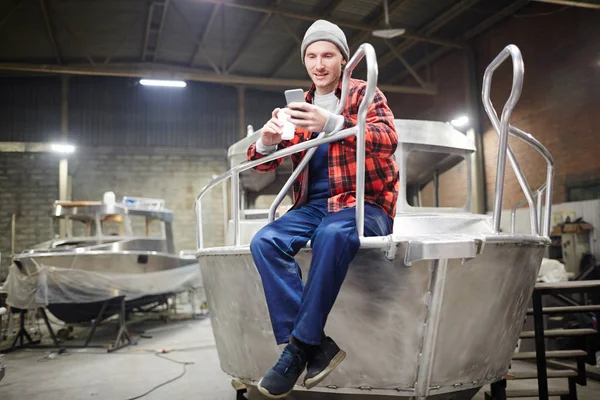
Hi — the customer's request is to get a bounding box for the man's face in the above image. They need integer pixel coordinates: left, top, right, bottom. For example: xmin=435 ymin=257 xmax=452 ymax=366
xmin=304 ymin=41 xmax=346 ymax=94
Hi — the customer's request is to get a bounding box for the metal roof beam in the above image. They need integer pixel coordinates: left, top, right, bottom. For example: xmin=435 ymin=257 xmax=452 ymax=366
xmin=323 ymin=0 xmax=346 ymax=16
xmin=277 ymin=15 xmax=303 ymax=44
xmin=141 ymin=2 xmax=154 ymax=61
xmin=389 ymin=0 xmax=531 ymax=84
xmin=51 ymin=6 xmax=96 ymax=66
xmin=383 ymin=39 xmax=427 ymax=87
xmin=38 ymin=0 xmax=61 ymax=64
xmin=226 ymin=12 xmax=273 ymax=74
xmin=267 ymin=31 xmax=302 ymax=77
xmin=532 ymin=0 xmax=600 ymax=9
xmin=141 ymin=0 xmax=170 ymax=62
xmin=270 ymin=0 xmax=364 ymax=77
xmin=0 ymin=0 xmax=27 ymax=32
xmin=195 ymin=0 xmax=463 ymax=48
xmin=152 ymin=0 xmax=170 ymax=62
xmin=377 ymin=0 xmax=481 ymax=71
xmin=103 ymin=30 xmax=128 ymax=65
xmin=184 ymin=2 xmax=221 ymax=70
xmin=0 ymin=62 xmax=437 ymax=94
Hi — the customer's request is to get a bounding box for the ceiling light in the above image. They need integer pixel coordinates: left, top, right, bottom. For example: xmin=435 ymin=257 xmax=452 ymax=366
xmin=139 ymin=79 xmax=186 ymax=88
xmin=450 ymin=116 xmax=470 ymax=128
xmin=373 ymin=28 xmax=406 ymax=39
xmin=50 ymin=143 xmax=76 ymax=154
xmin=372 ymin=0 xmax=406 ymax=39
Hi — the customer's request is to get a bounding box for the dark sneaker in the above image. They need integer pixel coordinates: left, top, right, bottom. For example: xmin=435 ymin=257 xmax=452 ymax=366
xmin=303 ymin=336 xmax=346 ymax=389
xmin=257 ymin=342 xmax=307 ymax=398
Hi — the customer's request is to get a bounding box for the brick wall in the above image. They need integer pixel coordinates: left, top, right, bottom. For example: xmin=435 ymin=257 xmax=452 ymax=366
xmin=0 ymin=147 xmax=227 ymax=280
xmin=387 ymin=51 xmax=471 ymax=209
xmin=476 ymin=6 xmax=600 ymax=210
xmin=0 ymin=153 xmax=59 ymax=279
xmin=419 ymin=160 xmax=469 ymax=208
xmin=386 ymin=5 xmax=600 ymax=212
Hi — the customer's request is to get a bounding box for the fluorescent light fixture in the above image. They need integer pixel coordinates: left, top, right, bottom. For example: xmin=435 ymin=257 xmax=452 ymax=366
xmin=50 ymin=143 xmax=76 ymax=154
xmin=450 ymin=115 xmax=470 ymax=128
xmin=139 ymin=79 xmax=186 ymax=88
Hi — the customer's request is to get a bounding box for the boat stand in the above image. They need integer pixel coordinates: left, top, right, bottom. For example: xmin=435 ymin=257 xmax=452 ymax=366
xmin=4 ymin=296 xmax=134 ymax=353
xmin=0 ymin=308 xmax=41 ymax=353
xmin=68 ymin=296 xmax=132 ymax=352
xmin=488 ymin=379 xmax=507 ymax=400
xmin=106 ymin=296 xmax=132 ymax=353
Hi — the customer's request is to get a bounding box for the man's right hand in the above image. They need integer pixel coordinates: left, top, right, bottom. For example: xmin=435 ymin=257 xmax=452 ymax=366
xmin=261 ymin=108 xmax=284 ymax=146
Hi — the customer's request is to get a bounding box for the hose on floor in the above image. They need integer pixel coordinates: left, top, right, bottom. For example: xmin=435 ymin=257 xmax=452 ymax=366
xmin=124 ymin=353 xmax=194 ymax=400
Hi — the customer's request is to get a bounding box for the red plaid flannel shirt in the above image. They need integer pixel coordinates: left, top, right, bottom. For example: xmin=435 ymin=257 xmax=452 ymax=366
xmin=247 ymin=78 xmax=399 ymax=218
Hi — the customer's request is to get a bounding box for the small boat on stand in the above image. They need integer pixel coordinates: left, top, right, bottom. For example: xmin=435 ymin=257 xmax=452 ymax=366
xmin=3 ymin=195 xmax=202 ymax=351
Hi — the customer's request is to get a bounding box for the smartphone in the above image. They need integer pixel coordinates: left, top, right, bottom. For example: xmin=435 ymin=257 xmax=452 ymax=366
xmin=284 ymin=88 xmax=305 ymax=106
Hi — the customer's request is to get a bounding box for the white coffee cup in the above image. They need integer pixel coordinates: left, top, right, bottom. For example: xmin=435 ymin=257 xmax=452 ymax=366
xmin=278 ymin=108 xmax=296 ymax=140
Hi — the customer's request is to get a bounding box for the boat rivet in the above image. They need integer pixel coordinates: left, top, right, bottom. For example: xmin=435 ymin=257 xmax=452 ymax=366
xmin=326 ymin=385 xmax=338 ymax=389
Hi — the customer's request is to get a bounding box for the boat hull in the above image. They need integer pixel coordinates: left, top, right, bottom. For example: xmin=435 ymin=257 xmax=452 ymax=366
xmin=197 ymin=236 xmax=545 ymax=398
xmin=6 ymin=252 xmax=201 ymax=322
xmin=46 ymin=294 xmax=172 ymax=324
xmin=13 ymin=251 xmax=191 ymax=276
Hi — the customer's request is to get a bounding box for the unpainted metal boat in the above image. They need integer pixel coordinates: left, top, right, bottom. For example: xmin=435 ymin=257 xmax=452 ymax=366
xmin=194 ymin=44 xmax=554 ymax=399
xmin=5 ymin=196 xmax=201 ymax=323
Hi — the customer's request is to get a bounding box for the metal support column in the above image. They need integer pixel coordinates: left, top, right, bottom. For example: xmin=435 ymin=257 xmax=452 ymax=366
xmin=59 ymin=75 xmax=70 ymax=237
xmin=433 ymin=169 xmax=440 ymax=207
xmin=532 ymin=291 xmax=549 ymax=400
xmin=489 ymin=379 xmax=507 ymax=400
xmin=464 ymin=47 xmax=486 ymax=213
xmin=238 ymin=86 xmax=246 ymax=139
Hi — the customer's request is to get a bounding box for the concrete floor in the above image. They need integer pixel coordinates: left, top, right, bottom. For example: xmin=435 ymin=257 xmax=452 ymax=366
xmin=1 ymin=314 xmax=599 ymax=400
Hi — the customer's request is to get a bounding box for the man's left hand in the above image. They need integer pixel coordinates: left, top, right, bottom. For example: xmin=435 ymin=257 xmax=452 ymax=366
xmin=287 ymin=102 xmax=329 ymax=133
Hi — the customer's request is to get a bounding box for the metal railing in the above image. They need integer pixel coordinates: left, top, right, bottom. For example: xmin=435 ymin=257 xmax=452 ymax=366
xmin=510 ymin=183 xmax=546 ymax=234
xmin=195 ymin=43 xmax=378 ymax=249
xmin=482 ymin=45 xmax=554 ymax=237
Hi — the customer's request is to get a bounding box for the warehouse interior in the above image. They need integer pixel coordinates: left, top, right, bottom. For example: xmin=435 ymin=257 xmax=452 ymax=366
xmin=1 ymin=0 xmax=600 ymax=399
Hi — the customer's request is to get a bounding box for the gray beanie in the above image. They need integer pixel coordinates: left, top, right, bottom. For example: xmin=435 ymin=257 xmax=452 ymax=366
xmin=301 ymin=20 xmax=350 ymax=64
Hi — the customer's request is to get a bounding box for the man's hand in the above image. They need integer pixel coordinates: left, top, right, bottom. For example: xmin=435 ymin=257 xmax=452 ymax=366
xmin=261 ymin=108 xmax=284 ymax=146
xmin=287 ymin=102 xmax=329 ymax=133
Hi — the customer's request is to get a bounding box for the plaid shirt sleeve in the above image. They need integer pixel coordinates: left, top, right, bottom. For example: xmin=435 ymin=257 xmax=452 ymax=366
xmin=341 ymin=85 xmax=398 ymax=158
xmin=247 ymin=134 xmax=300 ymax=173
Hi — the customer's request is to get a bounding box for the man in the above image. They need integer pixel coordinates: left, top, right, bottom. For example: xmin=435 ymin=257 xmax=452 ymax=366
xmin=247 ymin=20 xmax=399 ymax=398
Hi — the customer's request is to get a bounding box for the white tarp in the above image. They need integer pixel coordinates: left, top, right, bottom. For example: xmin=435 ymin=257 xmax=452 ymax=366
xmin=537 ymin=257 xmax=568 ymax=283
xmin=2 ymin=262 xmax=202 ymax=310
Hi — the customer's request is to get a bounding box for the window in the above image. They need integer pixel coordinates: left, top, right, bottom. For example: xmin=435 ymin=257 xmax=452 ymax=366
xmin=405 ymin=150 xmax=468 ymax=208
xmin=566 ymin=182 xmax=600 ymax=202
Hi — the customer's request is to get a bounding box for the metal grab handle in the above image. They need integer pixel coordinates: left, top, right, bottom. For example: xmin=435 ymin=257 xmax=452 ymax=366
xmin=267 ymin=43 xmax=379 ymax=238
xmin=353 ymin=44 xmax=379 ymax=237
xmin=194 ymin=126 xmax=359 ymax=248
xmin=482 ymin=45 xmax=554 ymax=238
xmin=268 ymin=139 xmax=321 ymax=223
xmin=508 ymin=125 xmax=554 ymax=236
xmin=511 ymin=183 xmax=546 ymax=234
xmin=482 ymin=44 xmax=527 ymax=234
